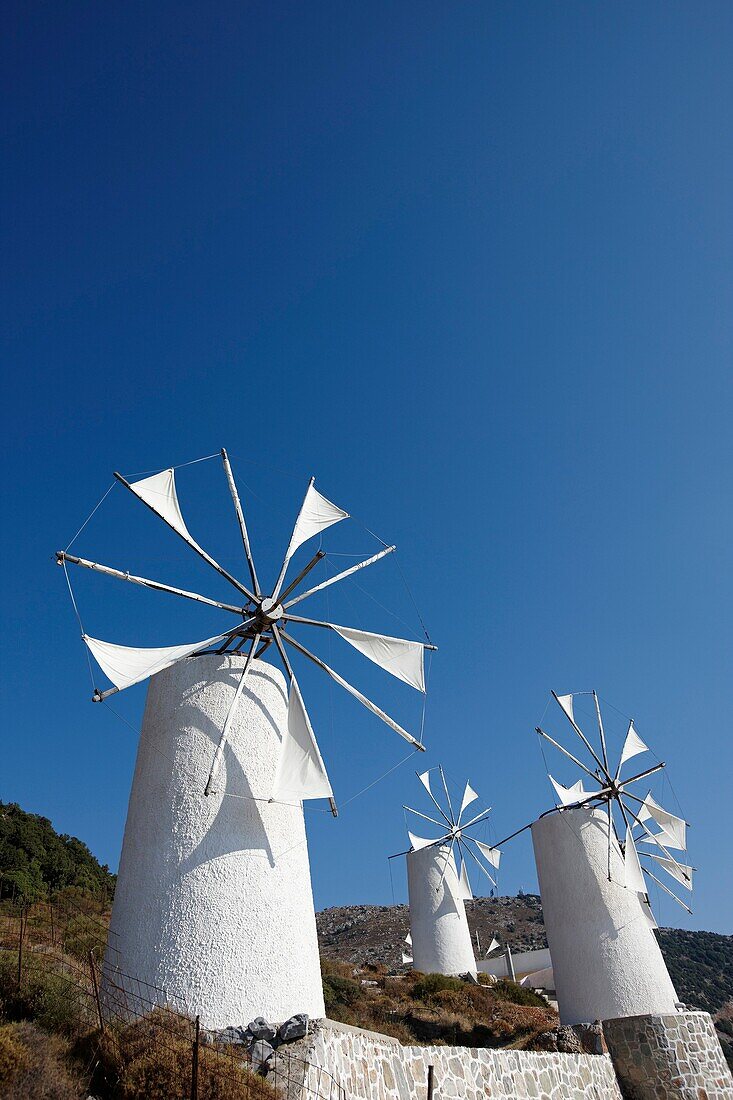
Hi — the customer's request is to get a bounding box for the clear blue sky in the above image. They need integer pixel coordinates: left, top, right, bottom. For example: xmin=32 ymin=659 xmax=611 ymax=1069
xmin=2 ymin=2 xmax=731 ymax=934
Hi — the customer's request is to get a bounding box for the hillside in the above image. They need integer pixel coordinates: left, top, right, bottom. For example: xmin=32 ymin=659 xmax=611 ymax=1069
xmin=316 ymin=898 xmax=733 ymax=1016
xmin=0 ymin=802 xmax=115 ymax=903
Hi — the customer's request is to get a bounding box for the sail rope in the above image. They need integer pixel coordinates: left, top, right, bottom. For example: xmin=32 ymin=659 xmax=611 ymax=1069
xmin=64 ymin=483 xmax=116 ymax=551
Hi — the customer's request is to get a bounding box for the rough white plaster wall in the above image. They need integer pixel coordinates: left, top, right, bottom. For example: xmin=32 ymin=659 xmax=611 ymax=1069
xmin=532 ymin=806 xmax=679 ymax=1026
xmin=406 ymin=844 xmax=476 ymax=977
xmin=103 ymin=654 xmax=325 ymax=1028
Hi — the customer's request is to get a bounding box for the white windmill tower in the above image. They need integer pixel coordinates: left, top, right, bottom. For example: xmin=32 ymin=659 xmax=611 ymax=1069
xmin=402 ymin=767 xmax=501 ymax=978
xmin=57 ymin=450 xmax=434 ymax=1026
xmin=532 ymin=690 xmax=692 ymax=1025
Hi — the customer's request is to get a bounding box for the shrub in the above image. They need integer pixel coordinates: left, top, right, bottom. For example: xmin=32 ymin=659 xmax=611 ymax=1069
xmin=322 ymin=974 xmax=361 ymax=1014
xmin=0 ymin=949 xmax=93 ymax=1037
xmin=412 ymin=973 xmax=465 ymax=999
xmin=492 ymin=979 xmax=549 ymax=1007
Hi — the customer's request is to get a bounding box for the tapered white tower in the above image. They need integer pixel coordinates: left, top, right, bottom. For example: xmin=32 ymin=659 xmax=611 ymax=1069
xmin=407 ymin=844 xmax=477 ymax=977
xmin=532 ymin=805 xmax=679 ymax=1025
xmin=104 ymin=654 xmax=325 ymax=1027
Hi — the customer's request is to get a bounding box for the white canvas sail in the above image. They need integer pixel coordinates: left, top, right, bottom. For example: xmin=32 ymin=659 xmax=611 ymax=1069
xmin=408 ymin=831 xmax=436 ymax=852
xmin=473 ymin=838 xmax=501 ymax=870
xmin=332 ymin=625 xmax=426 ymax=692
xmin=271 ymin=678 xmax=333 ymax=802
xmin=128 ymin=469 xmax=197 ymax=545
xmin=624 ymin=828 xmax=647 ymax=892
xmin=549 ymin=776 xmax=598 ymax=807
xmin=84 ymin=631 xmax=228 ymax=692
xmin=457 ymin=860 xmax=473 ymax=901
xmin=640 ymin=794 xmax=687 ymax=851
xmin=459 ymin=781 xmax=479 ymax=818
xmin=417 ymin=770 xmax=433 ymax=797
xmin=486 ymin=937 xmax=500 ymax=955
xmin=647 ymin=854 xmax=694 ymax=890
xmin=401 ymin=952 xmax=413 ymax=965
xmin=283 ymin=483 xmax=348 ymax=566
xmin=618 ymin=721 xmax=648 ymax=768
xmin=556 ymin=693 xmax=574 ymax=722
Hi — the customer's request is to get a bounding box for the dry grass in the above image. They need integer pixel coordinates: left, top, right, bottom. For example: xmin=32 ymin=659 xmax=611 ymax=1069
xmin=95 ymin=1008 xmax=277 ymax=1100
xmin=0 ymin=1021 xmax=86 ymax=1099
xmin=321 ymin=958 xmax=557 ymax=1048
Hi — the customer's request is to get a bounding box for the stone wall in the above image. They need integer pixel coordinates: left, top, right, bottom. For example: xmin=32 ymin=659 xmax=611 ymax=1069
xmin=603 ymin=1011 xmax=733 ymax=1100
xmin=289 ymin=1019 xmax=623 ymax=1100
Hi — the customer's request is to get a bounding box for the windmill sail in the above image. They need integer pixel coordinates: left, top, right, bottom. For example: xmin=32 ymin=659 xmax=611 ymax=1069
xmin=283 ymin=483 xmax=348 ymax=567
xmin=127 ymin=469 xmax=198 ymax=545
xmin=473 ymin=838 xmax=501 ymax=870
xmin=624 ymin=828 xmax=646 ymax=892
xmin=84 ymin=631 xmax=230 ymax=692
xmin=549 ymin=776 xmax=599 ymax=808
xmin=332 ymin=625 xmax=426 ymax=692
xmin=271 ymin=678 xmax=333 ymax=802
xmin=408 ymin=831 xmax=437 ymax=852
xmin=457 ymin=860 xmax=473 ymax=901
xmin=459 ymin=781 xmax=479 ymax=817
xmin=618 ymin=721 xmax=648 ymax=768
xmin=646 ymin=854 xmax=694 ymax=890
xmin=556 ymin=693 xmax=574 ymax=722
xmin=486 ymin=937 xmax=500 ymax=955
xmin=639 ymin=795 xmax=687 ymax=851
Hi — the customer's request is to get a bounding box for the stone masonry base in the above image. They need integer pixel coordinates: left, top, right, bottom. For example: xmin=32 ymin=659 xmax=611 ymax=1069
xmin=278 ymin=1018 xmax=623 ymax=1099
xmin=602 ymin=1011 xmax=733 ymax=1100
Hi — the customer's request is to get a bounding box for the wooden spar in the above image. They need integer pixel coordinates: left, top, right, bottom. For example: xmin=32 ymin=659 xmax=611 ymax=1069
xmin=592 ymin=691 xmax=610 ymax=774
xmin=271 ymin=477 xmax=315 ymax=602
xmin=284 ymin=546 xmax=396 ymax=609
xmin=254 ymin=637 xmax=273 ymax=659
xmin=402 ymin=805 xmax=451 ymax=832
xmin=618 ymin=761 xmax=666 ymax=788
xmin=413 ymin=774 xmax=453 ymax=829
xmin=279 ymin=630 xmax=425 ymax=750
xmin=283 ymin=611 xmax=438 ymax=650
xmin=438 ymin=765 xmax=455 ymax=824
xmin=638 ymin=866 xmax=691 ymax=910
xmin=204 ymin=632 xmax=261 ymax=796
xmin=271 ymin=624 xmax=338 ymax=818
xmin=113 ymin=471 xmax=256 ymax=603
xmin=606 ymin=802 xmax=613 ymax=881
xmin=551 ymin=691 xmax=610 ymax=780
xmin=221 ymin=448 xmax=261 ymax=597
xmin=460 ymin=835 xmax=497 ymax=887
xmin=535 ymin=727 xmax=602 ymax=784
xmin=459 ymin=804 xmax=495 ymax=831
xmin=277 ymin=550 xmax=326 ymax=604
xmin=56 ymin=551 xmax=247 ymax=615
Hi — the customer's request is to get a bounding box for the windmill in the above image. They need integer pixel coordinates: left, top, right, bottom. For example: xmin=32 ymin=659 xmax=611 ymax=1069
xmin=536 ymin=690 xmax=693 ymax=919
xmin=531 ymin=690 xmax=690 ymax=1025
xmin=402 ymin=768 xmax=501 ymax=978
xmin=57 ymin=450 xmax=435 ymax=815
xmin=57 ymin=450 xmax=435 ymax=1026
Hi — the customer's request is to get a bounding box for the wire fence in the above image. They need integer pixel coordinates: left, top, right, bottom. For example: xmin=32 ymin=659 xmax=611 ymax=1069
xmin=0 ymin=896 xmax=345 ymax=1100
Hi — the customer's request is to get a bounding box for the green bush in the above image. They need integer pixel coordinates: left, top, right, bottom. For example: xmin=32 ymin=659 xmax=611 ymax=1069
xmin=323 ymin=973 xmax=361 ymax=1014
xmin=0 ymin=949 xmax=92 ymax=1036
xmin=412 ymin=972 xmax=465 ymax=999
xmin=492 ymin=979 xmax=549 ymax=1007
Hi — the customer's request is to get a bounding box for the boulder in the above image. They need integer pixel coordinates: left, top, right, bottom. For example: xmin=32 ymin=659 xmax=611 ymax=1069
xmin=277 ymin=1013 xmax=309 ymax=1044
xmin=213 ymin=1026 xmax=249 ymax=1046
xmin=250 ymin=1039 xmax=275 ymax=1074
xmin=247 ymin=1017 xmax=277 ymax=1043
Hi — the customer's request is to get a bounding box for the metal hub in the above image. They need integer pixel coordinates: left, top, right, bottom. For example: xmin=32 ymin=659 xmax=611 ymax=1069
xmin=257 ymin=597 xmax=284 ymax=625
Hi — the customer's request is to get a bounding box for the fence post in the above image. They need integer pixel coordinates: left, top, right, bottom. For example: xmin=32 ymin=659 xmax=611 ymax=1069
xmin=17 ymin=907 xmax=25 ymax=994
xmin=89 ymin=951 xmax=105 ymax=1033
xmin=190 ymin=1014 xmax=200 ymax=1100
xmin=427 ymin=1063 xmax=434 ymax=1100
